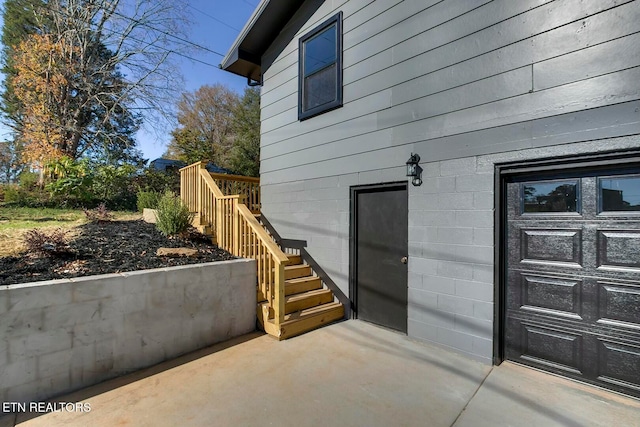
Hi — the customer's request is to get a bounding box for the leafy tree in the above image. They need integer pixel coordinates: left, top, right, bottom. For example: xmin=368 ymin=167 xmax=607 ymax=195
xmin=1 ymin=0 xmax=50 ymax=131
xmin=0 ymin=139 xmax=26 ymax=182
xmin=3 ymin=0 xmax=190 ymax=169
xmin=228 ymin=87 xmax=260 ymax=177
xmin=164 ymin=84 xmax=239 ymax=167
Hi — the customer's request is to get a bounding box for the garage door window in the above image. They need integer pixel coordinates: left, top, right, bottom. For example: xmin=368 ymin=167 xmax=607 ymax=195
xmin=522 ymin=180 xmax=579 ymax=213
xmin=599 ymin=175 xmax=640 ymax=212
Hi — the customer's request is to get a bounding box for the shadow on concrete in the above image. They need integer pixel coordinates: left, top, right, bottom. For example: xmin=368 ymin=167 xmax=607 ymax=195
xmin=329 ymin=322 xmax=585 ymax=427
xmin=12 ymin=332 xmax=264 ymax=425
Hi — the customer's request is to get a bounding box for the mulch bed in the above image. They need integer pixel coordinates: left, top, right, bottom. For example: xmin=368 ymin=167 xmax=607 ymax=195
xmin=0 ymin=220 xmax=235 ymax=286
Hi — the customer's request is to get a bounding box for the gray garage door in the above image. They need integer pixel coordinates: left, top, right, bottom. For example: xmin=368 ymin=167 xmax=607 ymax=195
xmin=505 ymin=171 xmax=640 ymax=398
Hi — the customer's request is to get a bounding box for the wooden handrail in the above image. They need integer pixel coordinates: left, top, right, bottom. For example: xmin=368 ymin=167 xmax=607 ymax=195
xmin=210 ymin=172 xmax=260 ymax=183
xmin=181 ymin=161 xmax=287 ymax=329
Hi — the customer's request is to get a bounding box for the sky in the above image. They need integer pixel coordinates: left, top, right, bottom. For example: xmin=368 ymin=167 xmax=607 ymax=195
xmin=0 ymin=0 xmax=260 ymax=163
xmin=136 ymin=0 xmax=259 ymax=161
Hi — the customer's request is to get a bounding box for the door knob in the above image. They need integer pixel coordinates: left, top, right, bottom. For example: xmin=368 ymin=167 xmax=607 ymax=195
xmin=401 ymin=256 xmax=408 ymax=264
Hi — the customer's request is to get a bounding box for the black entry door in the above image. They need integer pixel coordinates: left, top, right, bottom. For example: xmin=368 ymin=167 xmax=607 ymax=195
xmin=354 ymin=184 xmax=408 ymax=333
xmin=504 ymin=170 xmax=640 ymax=398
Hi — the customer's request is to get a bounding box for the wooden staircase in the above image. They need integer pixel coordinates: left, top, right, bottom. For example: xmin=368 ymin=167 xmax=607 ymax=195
xmin=258 ymin=254 xmax=344 ymax=339
xmin=180 ymin=162 xmax=344 ymax=340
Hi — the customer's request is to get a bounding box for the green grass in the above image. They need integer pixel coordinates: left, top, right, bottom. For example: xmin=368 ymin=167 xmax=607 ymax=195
xmin=0 ymin=207 xmax=86 ymax=231
xmin=0 ymin=206 xmax=140 ymax=257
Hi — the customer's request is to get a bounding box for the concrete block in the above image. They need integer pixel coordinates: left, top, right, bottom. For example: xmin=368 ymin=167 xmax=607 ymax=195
xmin=70 ymin=274 xmax=125 ymax=302
xmin=422 ymin=275 xmax=456 ymax=295
xmin=454 ymin=314 xmax=493 ymax=338
xmin=9 ymin=329 xmax=71 ymax=359
xmin=474 ymin=301 xmax=494 ymax=321
xmin=0 ymin=290 xmax=8 ymax=315
xmin=455 ymin=279 xmax=494 ymax=302
xmin=473 ymin=263 xmax=495 ymax=284
xmin=409 ymin=194 xmax=439 ymax=210
xmin=473 ymin=191 xmax=494 ymax=209
xmin=438 ymin=295 xmax=475 ymax=317
xmin=439 ymin=157 xmax=477 ymax=177
xmin=38 ymin=349 xmax=73 ymax=379
xmin=409 ymin=210 xmax=425 ymax=227
xmin=0 ymin=358 xmax=37 ymax=388
xmin=409 ymin=257 xmax=438 ymax=275
xmin=420 ymin=161 xmax=440 ymax=178
xmin=456 ymin=173 xmax=494 ymax=192
xmin=408 ymin=242 xmax=422 ymax=257
xmin=457 ymin=245 xmax=493 ymax=265
xmin=421 ymin=176 xmax=456 ymax=194
xmin=472 ymin=336 xmax=493 ymax=358
xmin=336 ymin=198 xmax=350 ymax=212
xmin=436 ymin=227 xmax=474 ymax=245
xmin=5 ymin=379 xmax=40 ymax=403
xmin=418 ymin=307 xmax=456 ymax=329
xmin=408 ymin=318 xmax=438 ymax=342
xmin=423 ymin=243 xmax=458 ymax=262
xmin=2 ymin=307 xmax=45 ymax=337
xmin=421 ymin=211 xmax=457 ymax=227
xmin=73 ymin=320 xmax=117 ymax=346
xmin=409 ymin=288 xmax=438 ymax=312
xmin=436 ymin=192 xmax=474 ymax=210
xmin=8 ymin=282 xmax=72 ymax=310
xmin=437 ymin=261 xmax=474 ymax=280
xmin=473 ymin=227 xmax=494 ymax=246
xmin=43 ymin=300 xmax=103 ymax=330
xmin=436 ymin=327 xmax=475 ymax=354
xmin=455 ymin=210 xmax=494 ymax=228
xmin=407 ymin=272 xmax=423 ymax=290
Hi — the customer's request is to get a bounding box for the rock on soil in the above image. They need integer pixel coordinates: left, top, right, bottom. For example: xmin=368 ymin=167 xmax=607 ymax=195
xmin=0 ymin=220 xmax=235 ymax=286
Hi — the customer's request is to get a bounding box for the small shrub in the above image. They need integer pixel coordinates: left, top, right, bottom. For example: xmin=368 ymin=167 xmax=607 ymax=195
xmin=136 ymin=190 xmax=161 ymax=211
xmin=23 ymin=228 xmax=69 ymax=257
xmin=18 ymin=171 xmax=40 ymax=190
xmin=155 ymin=191 xmax=193 ymax=236
xmin=3 ymin=185 xmax=21 ymax=204
xmin=84 ymin=203 xmax=114 ymax=223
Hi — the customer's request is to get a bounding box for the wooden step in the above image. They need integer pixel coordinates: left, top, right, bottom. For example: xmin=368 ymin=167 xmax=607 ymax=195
xmin=285 ymin=276 xmax=322 ymax=295
xmin=285 ymin=254 xmax=302 ymax=265
xmin=285 ymin=288 xmax=333 ymax=314
xmin=265 ymin=302 xmax=344 ymax=340
xmin=284 ymin=264 xmax=311 ymax=279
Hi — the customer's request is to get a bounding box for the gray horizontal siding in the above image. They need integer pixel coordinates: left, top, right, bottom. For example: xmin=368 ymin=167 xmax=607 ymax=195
xmin=258 ymin=0 xmax=640 ymax=186
xmin=261 ymin=0 xmax=639 ymax=140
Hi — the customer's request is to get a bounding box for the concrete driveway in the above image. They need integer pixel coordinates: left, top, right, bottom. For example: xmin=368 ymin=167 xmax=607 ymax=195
xmin=3 ymin=320 xmax=639 ymax=426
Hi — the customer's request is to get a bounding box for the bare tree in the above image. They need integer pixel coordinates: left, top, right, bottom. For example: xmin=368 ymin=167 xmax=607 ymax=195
xmin=12 ymin=0 xmax=190 ymax=163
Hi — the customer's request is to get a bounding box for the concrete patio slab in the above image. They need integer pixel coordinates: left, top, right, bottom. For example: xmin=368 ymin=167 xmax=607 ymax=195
xmin=7 ymin=320 xmax=640 ymax=427
xmin=454 ymin=361 xmax=640 ymax=427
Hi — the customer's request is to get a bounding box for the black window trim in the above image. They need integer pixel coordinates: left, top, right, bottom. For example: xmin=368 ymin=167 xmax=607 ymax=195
xmin=298 ymin=12 xmax=343 ymax=121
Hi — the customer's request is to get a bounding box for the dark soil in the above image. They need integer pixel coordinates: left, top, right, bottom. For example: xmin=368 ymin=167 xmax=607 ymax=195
xmin=0 ymin=220 xmax=235 ymax=285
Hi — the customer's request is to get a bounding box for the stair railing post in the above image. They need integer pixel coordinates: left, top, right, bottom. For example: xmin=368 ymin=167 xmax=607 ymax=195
xmin=196 ymin=163 xmax=204 ymax=223
xmin=233 ymin=198 xmax=240 ymax=256
xmin=274 ymin=262 xmax=285 ymax=328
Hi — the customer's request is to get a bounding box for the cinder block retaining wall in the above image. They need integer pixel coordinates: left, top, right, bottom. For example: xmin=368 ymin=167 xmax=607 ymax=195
xmin=0 ymin=259 xmax=256 ymax=404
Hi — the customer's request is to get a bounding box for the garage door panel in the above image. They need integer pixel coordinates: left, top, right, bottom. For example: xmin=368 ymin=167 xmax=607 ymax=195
xmin=520 ymin=323 xmax=584 ymax=375
xmin=597 ymin=281 xmax=640 ymax=327
xmin=597 ymin=230 xmax=640 ymax=269
xmin=520 ymin=274 xmax=583 ymax=319
xmin=505 ymin=170 xmax=640 ymax=398
xmin=596 ymin=339 xmax=640 ymax=392
xmin=521 ymin=228 xmax=583 ymax=266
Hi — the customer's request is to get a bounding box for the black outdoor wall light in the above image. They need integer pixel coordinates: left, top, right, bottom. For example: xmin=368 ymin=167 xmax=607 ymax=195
xmin=406 ymin=153 xmax=423 ymax=186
